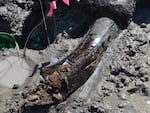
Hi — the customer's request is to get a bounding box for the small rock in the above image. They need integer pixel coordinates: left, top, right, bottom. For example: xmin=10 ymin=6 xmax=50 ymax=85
xmin=2 ymin=50 xmax=10 ymax=56
xmin=134 ymin=65 xmax=140 ymax=71
xmin=71 ymin=105 xmax=77 ymax=109
xmin=52 ymin=93 xmax=63 ymax=101
xmin=140 ymin=23 xmax=147 ymax=28
xmin=140 ymin=86 xmax=149 ymax=96
xmin=127 ymin=88 xmax=138 ymax=94
xmin=28 ymin=95 xmax=39 ymax=101
xmin=126 ymin=50 xmax=136 ymax=57
xmin=140 ymin=76 xmax=149 ymax=82
xmin=39 ymin=50 xmax=43 ymax=54
xmin=118 ymin=103 xmax=124 ymax=108
xmin=62 ymin=31 xmax=69 ymax=39
xmin=12 ymin=84 xmax=20 ymax=89
xmin=146 ymin=58 xmax=150 ymax=66
xmin=135 ymin=79 xmax=143 ymax=86
xmin=50 ymin=57 xmax=59 ymax=64
xmin=24 ymin=86 xmax=29 ymax=88
xmin=110 ymin=68 xmax=120 ymax=76
xmin=119 ymin=93 xmax=127 ymax=100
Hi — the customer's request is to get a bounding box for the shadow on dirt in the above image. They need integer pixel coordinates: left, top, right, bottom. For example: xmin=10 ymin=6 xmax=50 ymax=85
xmin=20 ymin=0 xmax=94 ymax=50
xmin=0 ymin=16 xmax=12 ymax=33
xmin=21 ymin=104 xmax=51 ymax=113
xmin=133 ymin=1 xmax=150 ymax=24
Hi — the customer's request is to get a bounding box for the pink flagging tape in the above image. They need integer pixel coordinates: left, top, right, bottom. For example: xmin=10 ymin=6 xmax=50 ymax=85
xmin=62 ymin=0 xmax=69 ymax=6
xmin=47 ymin=1 xmax=57 ymax=17
xmin=47 ymin=0 xmax=69 ymax=17
xmin=51 ymin=1 xmax=57 ymax=9
xmin=47 ymin=6 xmax=53 ymax=17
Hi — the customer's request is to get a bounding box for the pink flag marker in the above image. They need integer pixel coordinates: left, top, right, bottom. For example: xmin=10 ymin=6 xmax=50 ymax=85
xmin=62 ymin=0 xmax=70 ymax=6
xmin=47 ymin=0 xmax=69 ymax=17
xmin=51 ymin=1 xmax=57 ymax=9
xmin=47 ymin=1 xmax=57 ymax=17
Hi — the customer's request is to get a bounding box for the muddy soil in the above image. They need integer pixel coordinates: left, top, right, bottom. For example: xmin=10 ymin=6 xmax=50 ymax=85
xmin=2 ymin=22 xmax=150 ymax=113
xmin=46 ymin=4 xmax=150 ymax=113
xmin=0 ymin=0 xmax=150 ymax=113
xmin=52 ymin=23 xmax=150 ymax=113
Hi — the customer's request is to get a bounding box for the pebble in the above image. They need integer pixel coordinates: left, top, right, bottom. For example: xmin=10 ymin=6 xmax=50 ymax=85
xmin=119 ymin=93 xmax=127 ymax=100
xmin=118 ymin=103 xmax=124 ymax=108
xmin=135 ymin=79 xmax=143 ymax=86
xmin=52 ymin=93 xmax=63 ymax=101
xmin=146 ymin=58 xmax=150 ymax=66
xmin=12 ymin=84 xmax=20 ymax=89
xmin=140 ymin=76 xmax=149 ymax=82
xmin=50 ymin=57 xmax=59 ymax=64
xmin=126 ymin=50 xmax=136 ymax=57
xmin=2 ymin=50 xmax=10 ymax=56
xmin=118 ymin=102 xmax=128 ymax=109
xmin=134 ymin=65 xmax=140 ymax=71
xmin=140 ymin=23 xmax=147 ymax=28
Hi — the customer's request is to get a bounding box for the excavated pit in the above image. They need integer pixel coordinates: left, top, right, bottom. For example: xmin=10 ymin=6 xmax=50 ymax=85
xmin=20 ymin=0 xmax=95 ymax=50
xmin=20 ymin=2 xmax=150 ymax=113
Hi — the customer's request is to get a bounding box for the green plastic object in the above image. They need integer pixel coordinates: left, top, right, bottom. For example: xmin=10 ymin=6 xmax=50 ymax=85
xmin=0 ymin=32 xmax=19 ymax=49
